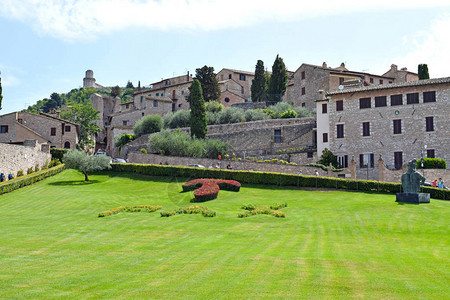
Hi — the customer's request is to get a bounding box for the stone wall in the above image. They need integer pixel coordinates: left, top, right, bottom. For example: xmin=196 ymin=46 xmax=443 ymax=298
xmin=128 ymin=152 xmax=351 ymax=178
xmin=0 ymin=143 xmax=51 ymax=180
xmin=378 ymin=159 xmax=450 ymax=184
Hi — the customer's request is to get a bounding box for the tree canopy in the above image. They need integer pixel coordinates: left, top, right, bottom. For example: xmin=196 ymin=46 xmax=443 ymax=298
xmin=62 ymin=150 xmax=111 ymax=181
xmin=133 ymin=114 xmax=162 ymax=137
xmin=193 ymin=65 xmax=220 ymax=102
xmin=267 ymin=55 xmax=288 ymax=104
xmin=60 ymin=102 xmax=101 ymax=152
xmin=318 ymin=148 xmax=338 ymax=168
xmin=251 ymin=60 xmax=268 ymax=102
xmin=418 ymin=64 xmax=430 ymax=80
xmin=189 ymin=79 xmax=207 ymax=139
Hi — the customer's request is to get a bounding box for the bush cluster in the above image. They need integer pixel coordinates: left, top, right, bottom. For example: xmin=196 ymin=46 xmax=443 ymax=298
xmin=161 ymin=102 xmax=313 ymax=129
xmin=98 ymin=205 xmax=162 ymax=217
xmin=160 ymin=205 xmax=216 ymax=218
xmin=416 ymin=158 xmax=447 ymax=169
xmin=17 ymin=170 xmax=24 ymax=177
xmin=182 ymin=178 xmax=241 ymax=202
xmin=148 ymin=129 xmax=228 ymax=158
xmin=110 ymin=163 xmax=450 ymax=200
xmin=238 ymin=204 xmax=286 ymax=218
xmin=134 ymin=114 xmax=162 ymax=137
xmin=50 ymin=148 xmax=70 ymax=162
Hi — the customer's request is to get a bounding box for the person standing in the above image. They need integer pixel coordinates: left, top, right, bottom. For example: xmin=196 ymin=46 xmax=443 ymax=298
xmin=438 ymin=178 xmax=444 ymax=189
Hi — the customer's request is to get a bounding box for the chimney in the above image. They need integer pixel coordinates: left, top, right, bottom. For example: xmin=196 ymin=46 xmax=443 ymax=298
xmin=322 ymin=62 xmax=328 ymax=68
xmin=391 ymin=64 xmax=398 ymax=71
xmin=187 ymin=71 xmax=189 ymax=81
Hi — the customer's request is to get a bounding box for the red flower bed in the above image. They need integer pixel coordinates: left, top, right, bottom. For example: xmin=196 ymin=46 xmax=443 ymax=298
xmin=182 ymin=179 xmax=241 ymax=202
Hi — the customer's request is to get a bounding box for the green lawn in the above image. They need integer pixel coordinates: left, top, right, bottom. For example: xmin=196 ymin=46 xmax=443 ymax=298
xmin=0 ymin=169 xmax=448 ymax=299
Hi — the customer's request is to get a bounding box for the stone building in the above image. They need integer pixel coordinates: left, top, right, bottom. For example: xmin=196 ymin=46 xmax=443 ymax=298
xmin=83 ymin=70 xmax=104 ymax=89
xmin=316 ymin=77 xmax=450 ymax=180
xmin=285 ymin=62 xmax=418 ymax=111
xmin=0 ymin=111 xmax=79 ymax=149
xmin=216 ymin=68 xmax=254 ymax=105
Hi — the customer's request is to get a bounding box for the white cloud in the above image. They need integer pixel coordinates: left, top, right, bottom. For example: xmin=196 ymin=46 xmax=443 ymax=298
xmin=392 ymin=13 xmax=450 ymax=78
xmin=1 ymin=0 xmax=449 ymax=41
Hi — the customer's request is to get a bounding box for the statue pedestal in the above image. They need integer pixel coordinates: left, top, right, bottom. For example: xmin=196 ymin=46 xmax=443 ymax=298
xmin=396 ymin=193 xmax=430 ymax=203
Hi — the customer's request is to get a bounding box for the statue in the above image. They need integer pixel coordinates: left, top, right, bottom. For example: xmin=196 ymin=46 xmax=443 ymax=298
xmin=401 ymin=159 xmax=425 ymax=193
xmin=396 ymin=159 xmax=430 ymax=203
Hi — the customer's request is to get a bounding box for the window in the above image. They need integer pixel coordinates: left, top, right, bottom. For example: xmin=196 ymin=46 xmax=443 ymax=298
xmin=64 ymin=141 xmax=70 ymax=149
xmin=142 ymin=112 xmax=145 ymax=116
xmin=336 ymin=100 xmax=343 ymax=111
xmin=239 ymin=74 xmax=246 ymax=81
xmin=359 ymin=97 xmax=371 ymax=109
xmin=241 ymin=87 xmax=244 ymax=94
xmin=51 ymin=128 xmax=56 ymax=136
xmin=360 ymin=153 xmax=374 ymax=168
xmin=375 ymin=96 xmax=387 ymax=107
xmin=394 ymin=151 xmax=403 ymax=169
xmin=379 ymin=79 xmax=383 ymax=84
xmin=423 ymin=91 xmax=436 ymax=103
xmin=427 ymin=149 xmax=435 ymax=158
xmin=161 ymin=93 xmax=163 ymax=97
xmin=307 ymin=151 xmax=314 ymax=158
xmin=323 ymin=133 xmax=328 ymax=143
xmin=65 ymin=125 xmax=71 ymax=132
xmin=338 ymin=155 xmax=348 ymax=168
xmin=389 ymin=81 xmax=392 ymax=84
xmin=301 ymin=71 xmax=305 ymax=80
xmin=156 ymin=93 xmax=159 ymax=96
xmin=274 ymin=130 xmax=282 ymax=143
xmin=224 ymin=97 xmax=230 ymax=103
xmin=406 ymin=93 xmax=419 ymax=104
xmin=301 ymin=103 xmax=306 ymax=107
xmin=140 ymin=96 xmax=143 ymax=103
xmin=18 ymin=119 xmax=23 ymax=124
xmin=322 ymin=103 xmax=327 ymax=114
xmin=339 ymin=77 xmax=344 ymax=85
xmin=0 ymin=125 xmax=8 ymax=133
xmin=228 ymin=74 xmax=232 ymax=79
xmin=153 ymin=100 xmax=158 ymax=107
xmin=370 ymin=78 xmax=374 ymax=83
xmin=301 ymin=87 xmax=305 ymax=95
xmin=425 ymin=116 xmax=434 ymax=132
xmin=362 ymin=122 xmax=370 ymax=136
xmin=123 ymin=121 xmax=128 ymax=126
xmin=125 ymin=104 xmax=129 ymax=109
xmin=393 ymin=119 xmax=402 ymax=134
xmin=391 ymin=94 xmax=402 ymax=106
xmin=336 ymin=124 xmax=344 ymax=138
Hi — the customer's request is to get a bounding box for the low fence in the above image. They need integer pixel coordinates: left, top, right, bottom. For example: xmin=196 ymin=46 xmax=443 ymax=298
xmin=110 ymin=163 xmax=449 ymax=200
xmin=0 ymin=164 xmax=65 ymax=195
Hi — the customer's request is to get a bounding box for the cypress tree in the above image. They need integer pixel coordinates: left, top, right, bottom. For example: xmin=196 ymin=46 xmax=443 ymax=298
xmin=418 ymin=64 xmax=430 ymax=80
xmin=267 ymin=55 xmax=288 ymax=104
xmin=194 ymin=65 xmax=220 ymax=102
xmin=189 ymin=79 xmax=207 ymax=139
xmin=251 ymin=60 xmax=267 ymax=102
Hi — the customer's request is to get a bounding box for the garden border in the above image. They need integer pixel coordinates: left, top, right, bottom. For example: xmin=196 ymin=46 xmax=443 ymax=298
xmin=110 ymin=163 xmax=449 ymax=200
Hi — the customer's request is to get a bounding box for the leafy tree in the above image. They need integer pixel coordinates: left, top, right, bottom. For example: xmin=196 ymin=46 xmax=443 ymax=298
xmin=62 ymin=150 xmax=110 ymax=181
xmin=121 ymin=88 xmax=135 ymax=103
xmin=418 ymin=64 xmax=430 ymax=80
xmin=133 ymin=114 xmax=162 ymax=137
xmin=50 ymin=92 xmax=63 ymax=106
xmin=126 ymin=81 xmax=134 ymax=89
xmin=205 ymin=101 xmax=224 ymax=113
xmin=318 ymin=148 xmax=338 ymax=168
xmin=267 ymin=55 xmax=288 ymax=104
xmin=60 ymin=102 xmax=101 ymax=151
xmin=115 ymin=133 xmax=136 ymax=153
xmin=111 ymin=85 xmax=122 ymax=98
xmin=0 ymin=73 xmax=3 ymax=110
xmin=251 ymin=60 xmax=268 ymax=102
xmin=189 ymin=79 xmax=207 ymax=139
xmin=192 ymin=65 xmax=220 ymax=102
xmin=42 ymin=98 xmax=58 ymax=113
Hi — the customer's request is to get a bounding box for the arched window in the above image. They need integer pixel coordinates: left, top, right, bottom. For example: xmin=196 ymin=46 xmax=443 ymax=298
xmin=64 ymin=141 xmax=71 ymax=149
xmin=224 ymin=97 xmax=230 ymax=103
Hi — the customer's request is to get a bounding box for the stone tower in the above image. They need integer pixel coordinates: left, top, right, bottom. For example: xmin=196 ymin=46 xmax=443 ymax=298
xmin=83 ymin=70 xmax=96 ymax=88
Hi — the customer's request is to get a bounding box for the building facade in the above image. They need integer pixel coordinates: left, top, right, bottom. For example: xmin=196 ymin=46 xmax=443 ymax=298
xmin=0 ymin=111 xmax=79 ymax=149
xmin=316 ymin=77 xmax=450 ymax=180
xmin=216 ymin=68 xmax=254 ymax=105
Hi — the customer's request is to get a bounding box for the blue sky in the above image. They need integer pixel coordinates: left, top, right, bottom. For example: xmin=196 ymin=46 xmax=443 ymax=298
xmin=0 ymin=0 xmax=449 ymax=114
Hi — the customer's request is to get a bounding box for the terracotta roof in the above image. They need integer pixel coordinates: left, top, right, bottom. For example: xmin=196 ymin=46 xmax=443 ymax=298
xmin=327 ymin=77 xmax=450 ymax=96
xmin=218 ymin=68 xmax=255 ymax=76
xmin=296 ymin=63 xmax=395 ymax=79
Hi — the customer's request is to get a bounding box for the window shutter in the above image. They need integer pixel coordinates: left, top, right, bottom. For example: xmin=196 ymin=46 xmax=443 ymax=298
xmin=370 ymin=153 xmax=374 ymax=168
xmin=359 ymin=154 xmax=364 ymax=168
xmin=344 ymin=155 xmax=348 ymax=168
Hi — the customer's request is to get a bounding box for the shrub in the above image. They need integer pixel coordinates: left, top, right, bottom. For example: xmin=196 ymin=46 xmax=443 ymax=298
xmin=260 ymin=108 xmax=277 ymax=119
xmin=27 ymin=167 xmax=34 ymax=175
xmin=115 ymin=133 xmax=136 ymax=152
xmin=17 ymin=170 xmax=24 ymax=177
xmin=205 ymin=101 xmax=224 ymax=113
xmin=293 ymin=106 xmax=311 ymax=118
xmin=244 ymin=109 xmax=270 ymax=122
xmin=217 ymin=107 xmax=245 ymax=124
xmin=163 ymin=109 xmax=191 ymax=129
xmin=267 ymin=102 xmax=293 ymax=115
xmin=34 ymin=164 xmax=40 ymax=172
xmin=50 ymin=148 xmax=69 ymax=162
xmin=317 ymin=148 xmax=338 ymax=168
xmin=270 ymin=202 xmax=288 ymax=210
xmin=160 ymin=205 xmax=216 ymax=218
xmin=203 ymin=139 xmax=228 ymax=159
xmin=279 ymin=109 xmax=297 ymax=119
xmin=241 ymin=203 xmax=256 ymax=210
xmin=206 ymin=111 xmax=218 ymax=125
xmin=133 ymin=114 xmax=162 ymax=137
xmin=98 ymin=205 xmax=162 ymax=217
xmin=182 ymin=178 xmax=241 ymax=202
xmin=140 ymin=148 xmax=147 ymax=154
xmin=416 ymin=158 xmax=447 ymax=169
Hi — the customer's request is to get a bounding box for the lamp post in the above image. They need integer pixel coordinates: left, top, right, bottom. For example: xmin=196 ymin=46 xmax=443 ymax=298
xmin=421 ymin=144 xmax=427 ymax=177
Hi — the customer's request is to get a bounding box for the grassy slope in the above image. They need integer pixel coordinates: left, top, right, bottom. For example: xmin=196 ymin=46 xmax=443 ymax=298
xmin=0 ymin=169 xmax=448 ymax=299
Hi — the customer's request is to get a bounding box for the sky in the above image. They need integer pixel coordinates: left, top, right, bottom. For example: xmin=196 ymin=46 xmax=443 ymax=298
xmin=0 ymin=0 xmax=449 ymax=114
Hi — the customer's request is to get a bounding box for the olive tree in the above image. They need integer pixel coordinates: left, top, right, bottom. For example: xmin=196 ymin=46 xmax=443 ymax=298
xmin=63 ymin=151 xmax=111 ymax=181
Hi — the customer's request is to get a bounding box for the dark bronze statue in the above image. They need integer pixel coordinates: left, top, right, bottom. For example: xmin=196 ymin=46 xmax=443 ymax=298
xmin=401 ymin=159 xmax=425 ymax=193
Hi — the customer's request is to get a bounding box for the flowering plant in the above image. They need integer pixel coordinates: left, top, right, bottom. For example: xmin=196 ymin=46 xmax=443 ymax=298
xmin=182 ymin=178 xmax=241 ymax=201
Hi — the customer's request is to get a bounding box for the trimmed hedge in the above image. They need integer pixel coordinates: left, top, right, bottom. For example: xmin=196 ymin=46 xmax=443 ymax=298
xmin=109 ymin=163 xmax=450 ymax=200
xmin=416 ymin=158 xmax=447 ymax=169
xmin=0 ymin=164 xmax=65 ymax=195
